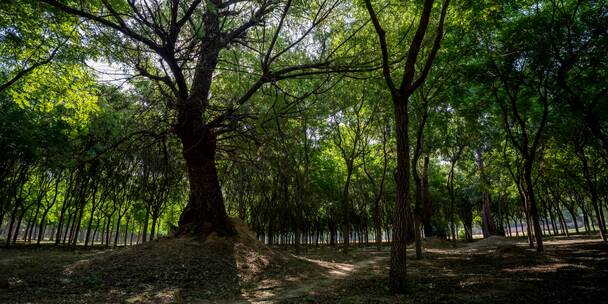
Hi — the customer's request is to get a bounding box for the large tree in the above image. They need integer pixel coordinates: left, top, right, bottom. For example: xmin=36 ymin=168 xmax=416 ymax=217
xmin=36 ymin=0 xmax=358 ymax=237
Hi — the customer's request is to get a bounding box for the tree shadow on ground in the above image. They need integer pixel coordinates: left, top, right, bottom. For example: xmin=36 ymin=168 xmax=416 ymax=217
xmin=0 ymin=219 xmax=329 ymax=304
xmin=0 ymin=237 xmax=244 ymax=303
xmin=284 ymin=235 xmax=608 ymax=304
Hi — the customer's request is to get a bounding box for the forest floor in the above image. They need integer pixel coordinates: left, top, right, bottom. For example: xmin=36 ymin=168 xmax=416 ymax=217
xmin=1 ymin=232 xmax=606 ymax=304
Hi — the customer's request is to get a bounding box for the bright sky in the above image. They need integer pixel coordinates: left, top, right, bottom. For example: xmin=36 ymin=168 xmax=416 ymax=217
xmin=86 ymin=59 xmax=133 ymax=89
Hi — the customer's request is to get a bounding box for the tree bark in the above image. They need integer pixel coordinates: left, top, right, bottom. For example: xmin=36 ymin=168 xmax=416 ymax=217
xmin=524 ymin=160 xmax=544 ymax=252
xmin=476 ymin=149 xmax=496 ymax=238
xmin=175 ymin=121 xmax=234 ymax=237
xmin=577 ymin=146 xmax=608 ymax=241
xmin=422 ymin=156 xmax=433 ymax=237
xmin=389 ymin=98 xmax=409 ymax=292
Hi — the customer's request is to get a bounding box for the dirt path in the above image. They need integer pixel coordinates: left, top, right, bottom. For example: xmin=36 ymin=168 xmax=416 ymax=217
xmin=242 ymin=251 xmax=389 ymax=303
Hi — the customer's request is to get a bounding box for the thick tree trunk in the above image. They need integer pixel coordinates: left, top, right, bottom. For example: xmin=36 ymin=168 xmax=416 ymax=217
xmin=175 ymin=122 xmax=233 ymax=237
xmin=173 ymin=14 xmax=234 ymax=238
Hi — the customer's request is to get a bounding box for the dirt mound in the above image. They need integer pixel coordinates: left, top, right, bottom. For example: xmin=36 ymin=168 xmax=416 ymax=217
xmin=63 ymin=218 xmax=318 ymax=303
xmin=424 ymin=237 xmax=459 ymax=249
xmin=467 ymin=236 xmax=514 ymax=249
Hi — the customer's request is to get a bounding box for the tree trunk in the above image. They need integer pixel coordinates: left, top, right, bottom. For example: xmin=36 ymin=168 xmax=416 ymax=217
xmin=114 ymin=215 xmax=121 ymax=248
xmin=342 ymin=164 xmax=353 ymax=255
xmin=150 ymin=215 xmax=158 ymax=241
xmin=448 ymin=162 xmax=457 ymax=241
xmin=5 ymin=203 xmax=20 ymax=247
xmin=476 ymin=149 xmax=495 ymax=238
xmin=389 ymin=98 xmax=409 ymax=293
xmin=412 ymin=156 xmax=423 ymax=259
xmin=524 ymin=161 xmax=543 ymax=252
xmin=176 ymin=123 xmax=233 ymax=237
xmin=124 ymin=216 xmax=130 ymax=246
xmin=569 ymin=207 xmax=579 ymax=233
xmin=422 ymin=156 xmax=433 ymax=237
xmin=25 ymin=204 xmax=40 ymax=242
xmin=578 ymin=147 xmax=608 ymax=241
xmin=36 ymin=209 xmax=50 ymax=245
xmin=54 ymin=201 xmax=68 ymax=245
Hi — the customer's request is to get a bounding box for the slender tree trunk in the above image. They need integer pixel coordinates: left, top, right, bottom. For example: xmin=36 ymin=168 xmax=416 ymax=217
xmin=105 ymin=215 xmax=113 ymax=247
xmin=142 ymin=208 xmax=149 ymax=243
xmin=54 ymin=202 xmax=68 ymax=245
xmin=389 ymin=98 xmax=409 ymax=292
xmin=36 ymin=210 xmax=50 ymax=245
xmin=578 ymin=148 xmax=608 ymax=241
xmin=422 ymin=156 xmax=433 ymax=237
xmin=519 ymin=188 xmax=534 ymax=248
xmin=342 ymin=164 xmax=353 ymax=255
xmin=477 ymin=149 xmax=495 ymax=238
xmin=524 ymin=161 xmax=543 ymax=252
xmin=448 ymin=161 xmax=458 ymax=241
xmin=5 ymin=203 xmax=20 ymax=247
xmin=13 ymin=206 xmax=30 ymax=245
xmin=124 ymin=216 xmax=130 ymax=246
xmin=150 ymin=215 xmax=158 ymax=241
xmin=25 ymin=204 xmax=40 ymax=242
xmin=412 ymin=157 xmax=423 ymax=259
xmin=114 ymin=214 xmax=122 ymax=248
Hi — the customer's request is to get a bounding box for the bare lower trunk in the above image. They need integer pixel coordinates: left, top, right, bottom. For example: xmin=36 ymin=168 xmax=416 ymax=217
xmin=477 ymin=149 xmax=495 ymax=238
xmin=176 ymin=124 xmax=233 ymax=237
xmin=422 ymin=156 xmax=433 ymax=237
xmin=389 ymin=99 xmax=409 ymax=293
xmin=114 ymin=215 xmax=121 ymax=248
xmin=578 ymin=148 xmax=608 ymax=241
xmin=524 ymin=162 xmax=543 ymax=252
xmin=150 ymin=215 xmax=157 ymax=241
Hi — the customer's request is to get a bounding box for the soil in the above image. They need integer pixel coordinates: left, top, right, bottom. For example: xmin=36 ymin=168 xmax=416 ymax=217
xmin=1 ymin=230 xmax=606 ymax=304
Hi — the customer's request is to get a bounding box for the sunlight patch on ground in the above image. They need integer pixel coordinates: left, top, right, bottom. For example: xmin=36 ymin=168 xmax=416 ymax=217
xmin=126 ymin=287 xmax=181 ymax=304
xmin=327 ymin=263 xmax=355 ymax=276
xmin=501 ymin=263 xmax=591 ymax=273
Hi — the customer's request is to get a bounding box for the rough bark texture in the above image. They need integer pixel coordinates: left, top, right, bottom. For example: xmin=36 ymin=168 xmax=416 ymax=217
xmin=389 ymin=99 xmax=409 ymax=292
xmin=174 ymin=13 xmax=234 ymax=237
xmin=176 ymin=124 xmax=234 ymax=237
